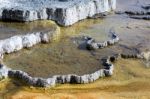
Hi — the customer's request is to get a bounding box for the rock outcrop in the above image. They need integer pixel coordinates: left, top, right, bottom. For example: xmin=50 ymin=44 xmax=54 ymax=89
xmin=0 ymin=0 xmax=116 ymax=26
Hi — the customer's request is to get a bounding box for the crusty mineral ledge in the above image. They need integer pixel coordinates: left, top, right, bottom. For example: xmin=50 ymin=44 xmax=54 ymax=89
xmin=0 ymin=0 xmax=116 ymax=26
xmin=0 ymin=57 xmax=114 ymax=87
xmin=0 ymin=32 xmax=150 ymax=87
xmin=0 ymin=31 xmax=116 ymax=87
xmin=0 ymin=23 xmax=60 ymax=55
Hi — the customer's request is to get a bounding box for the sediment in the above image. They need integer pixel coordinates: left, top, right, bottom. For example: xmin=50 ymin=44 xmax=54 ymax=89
xmin=0 ymin=0 xmax=116 ymax=26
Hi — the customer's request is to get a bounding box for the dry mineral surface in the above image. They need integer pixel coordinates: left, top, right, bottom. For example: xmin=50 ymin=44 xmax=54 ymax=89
xmin=0 ymin=0 xmax=116 ymax=26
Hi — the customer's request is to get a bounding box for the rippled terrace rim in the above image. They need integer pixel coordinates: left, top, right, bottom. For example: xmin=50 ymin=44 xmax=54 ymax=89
xmin=0 ymin=26 xmax=122 ymax=87
xmin=0 ymin=25 xmax=149 ymax=88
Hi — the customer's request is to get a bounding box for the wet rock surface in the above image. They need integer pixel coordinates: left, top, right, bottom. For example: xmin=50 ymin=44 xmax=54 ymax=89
xmin=0 ymin=0 xmax=116 ymax=26
xmin=116 ymin=0 xmax=150 ymax=20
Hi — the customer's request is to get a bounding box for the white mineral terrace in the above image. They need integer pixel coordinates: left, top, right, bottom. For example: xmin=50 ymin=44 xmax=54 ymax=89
xmin=0 ymin=30 xmax=117 ymax=87
xmin=0 ymin=27 xmax=149 ymax=87
xmin=0 ymin=0 xmax=116 ymax=26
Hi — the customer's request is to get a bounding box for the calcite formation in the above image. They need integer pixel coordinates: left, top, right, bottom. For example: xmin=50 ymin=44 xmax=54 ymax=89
xmin=0 ymin=27 xmax=116 ymax=87
xmin=0 ymin=25 xmax=60 ymax=80
xmin=0 ymin=30 xmax=149 ymax=87
xmin=0 ymin=0 xmax=116 ymax=26
xmin=0 ymin=32 xmax=115 ymax=87
xmin=85 ymin=33 xmax=119 ymax=50
xmin=0 ymin=26 xmax=60 ymax=55
xmin=0 ymin=57 xmax=114 ymax=87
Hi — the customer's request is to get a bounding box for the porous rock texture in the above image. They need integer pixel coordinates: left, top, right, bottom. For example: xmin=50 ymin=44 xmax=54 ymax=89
xmin=0 ymin=0 xmax=116 ymax=26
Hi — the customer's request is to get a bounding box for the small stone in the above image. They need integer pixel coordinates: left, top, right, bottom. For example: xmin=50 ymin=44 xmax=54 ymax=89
xmin=110 ymin=56 xmax=116 ymax=62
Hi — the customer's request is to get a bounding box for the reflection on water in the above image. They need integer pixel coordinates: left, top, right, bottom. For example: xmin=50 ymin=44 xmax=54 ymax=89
xmin=0 ymin=20 xmax=56 ymax=40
